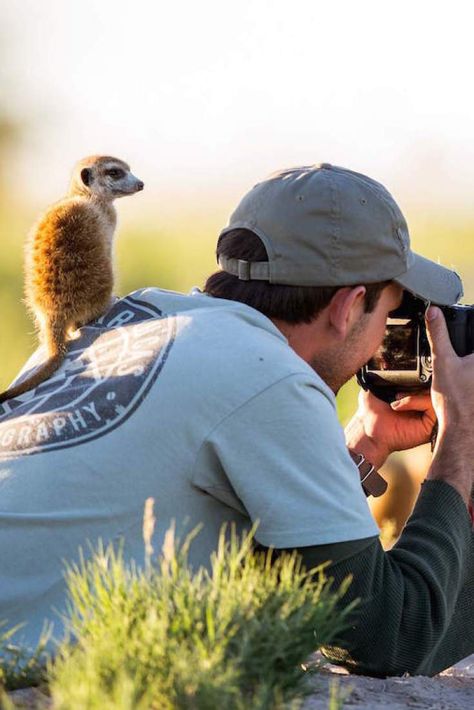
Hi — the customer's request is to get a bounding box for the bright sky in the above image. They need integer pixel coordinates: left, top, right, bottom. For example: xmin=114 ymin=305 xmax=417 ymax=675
xmin=2 ymin=0 xmax=474 ymax=214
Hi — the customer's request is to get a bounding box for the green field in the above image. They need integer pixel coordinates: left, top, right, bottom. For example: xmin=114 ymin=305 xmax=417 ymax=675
xmin=0 ymin=204 xmax=220 ymax=391
xmin=1 ymin=202 xmax=473 ymax=419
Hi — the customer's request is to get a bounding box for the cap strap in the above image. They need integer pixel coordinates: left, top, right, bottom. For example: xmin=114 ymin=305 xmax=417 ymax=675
xmin=218 ymin=256 xmax=271 ymax=281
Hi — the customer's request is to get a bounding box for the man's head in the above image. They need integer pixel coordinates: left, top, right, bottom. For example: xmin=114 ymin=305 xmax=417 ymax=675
xmin=205 ymin=228 xmax=402 ymax=392
xmin=204 ymin=163 xmax=462 ymax=391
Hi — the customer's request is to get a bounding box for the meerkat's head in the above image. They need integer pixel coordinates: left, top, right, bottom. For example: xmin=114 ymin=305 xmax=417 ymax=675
xmin=69 ymin=155 xmax=144 ymax=201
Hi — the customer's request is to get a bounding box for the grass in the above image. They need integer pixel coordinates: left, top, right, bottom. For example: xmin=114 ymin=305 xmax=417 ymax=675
xmin=0 ymin=510 xmax=355 ymax=709
xmin=0 ymin=623 xmax=50 ymax=692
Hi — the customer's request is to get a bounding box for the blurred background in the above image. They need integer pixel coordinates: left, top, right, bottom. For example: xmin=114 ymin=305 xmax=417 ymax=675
xmin=1 ymin=0 xmax=473 ymax=531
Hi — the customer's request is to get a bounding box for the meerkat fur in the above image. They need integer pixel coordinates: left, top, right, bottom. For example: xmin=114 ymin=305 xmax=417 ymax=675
xmin=0 ymin=155 xmax=144 ymax=404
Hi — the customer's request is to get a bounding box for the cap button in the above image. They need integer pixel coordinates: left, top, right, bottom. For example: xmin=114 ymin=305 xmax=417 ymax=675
xmin=319 ymin=163 xmax=332 ymax=170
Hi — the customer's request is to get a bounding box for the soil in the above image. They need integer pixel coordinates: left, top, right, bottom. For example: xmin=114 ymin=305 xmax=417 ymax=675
xmin=303 ymin=653 xmax=474 ymax=710
xmin=6 ymin=654 xmax=474 ymax=708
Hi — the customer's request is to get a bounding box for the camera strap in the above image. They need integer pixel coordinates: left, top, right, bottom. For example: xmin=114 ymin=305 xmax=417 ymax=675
xmin=351 ymin=451 xmax=388 ymax=498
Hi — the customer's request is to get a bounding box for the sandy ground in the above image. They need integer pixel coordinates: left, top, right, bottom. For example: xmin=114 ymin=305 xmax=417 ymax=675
xmin=6 ymin=655 xmax=474 ymax=708
xmin=303 ymin=653 xmax=474 ymax=710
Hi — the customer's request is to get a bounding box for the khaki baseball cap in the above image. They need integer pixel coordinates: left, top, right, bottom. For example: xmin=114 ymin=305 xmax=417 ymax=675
xmin=218 ymin=164 xmax=463 ymax=305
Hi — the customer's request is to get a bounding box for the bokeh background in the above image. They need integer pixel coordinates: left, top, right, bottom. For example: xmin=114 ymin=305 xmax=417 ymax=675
xmin=1 ymin=1 xmax=473 ymax=525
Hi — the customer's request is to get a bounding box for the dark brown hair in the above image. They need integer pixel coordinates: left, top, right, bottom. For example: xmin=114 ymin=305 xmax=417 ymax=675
xmin=204 ymin=229 xmax=390 ymax=324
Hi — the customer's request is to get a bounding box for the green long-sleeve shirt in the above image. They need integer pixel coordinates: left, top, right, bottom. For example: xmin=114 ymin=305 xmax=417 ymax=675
xmin=268 ymin=480 xmax=473 ymax=677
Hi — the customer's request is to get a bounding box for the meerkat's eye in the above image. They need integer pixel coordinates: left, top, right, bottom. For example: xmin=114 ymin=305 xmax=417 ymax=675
xmin=107 ymin=168 xmax=126 ymax=180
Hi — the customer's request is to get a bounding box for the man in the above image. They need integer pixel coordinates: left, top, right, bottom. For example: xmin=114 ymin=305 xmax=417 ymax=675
xmin=0 ymin=163 xmax=472 ymax=676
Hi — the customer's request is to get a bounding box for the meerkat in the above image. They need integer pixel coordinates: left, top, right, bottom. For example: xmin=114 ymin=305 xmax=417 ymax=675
xmin=0 ymin=155 xmax=144 ymax=404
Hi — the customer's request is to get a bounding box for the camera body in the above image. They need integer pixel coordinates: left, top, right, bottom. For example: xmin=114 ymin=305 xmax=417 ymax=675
xmin=357 ymin=292 xmax=474 ymax=403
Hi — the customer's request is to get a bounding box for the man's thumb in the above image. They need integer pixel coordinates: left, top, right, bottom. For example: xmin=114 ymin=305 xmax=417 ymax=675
xmin=425 ymin=306 xmax=454 ymax=358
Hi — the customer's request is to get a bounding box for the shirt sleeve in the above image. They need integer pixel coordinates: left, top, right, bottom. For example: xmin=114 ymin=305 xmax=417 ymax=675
xmin=270 ymin=480 xmax=473 ymax=677
xmin=192 ymin=373 xmax=379 ymax=547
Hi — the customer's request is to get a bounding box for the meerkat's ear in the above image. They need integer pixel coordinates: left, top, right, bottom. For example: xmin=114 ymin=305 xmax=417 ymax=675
xmin=80 ymin=168 xmax=92 ymax=186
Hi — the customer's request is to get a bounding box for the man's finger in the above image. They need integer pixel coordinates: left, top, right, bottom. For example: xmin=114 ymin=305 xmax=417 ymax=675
xmin=391 ymin=394 xmax=435 ymax=413
xmin=425 ymin=306 xmax=455 ymax=360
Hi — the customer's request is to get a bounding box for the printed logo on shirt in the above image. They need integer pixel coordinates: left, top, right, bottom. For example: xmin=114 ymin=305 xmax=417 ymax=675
xmin=0 ymin=294 xmax=176 ymax=460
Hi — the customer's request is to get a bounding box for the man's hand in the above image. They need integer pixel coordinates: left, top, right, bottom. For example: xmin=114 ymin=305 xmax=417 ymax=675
xmin=348 ymin=307 xmax=474 ymax=507
xmin=345 ymin=389 xmax=436 ymax=469
xmin=424 ymin=306 xmax=474 ymax=506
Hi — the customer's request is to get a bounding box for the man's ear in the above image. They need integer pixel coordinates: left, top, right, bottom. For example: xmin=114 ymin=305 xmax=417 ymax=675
xmin=327 ymin=286 xmax=367 ymax=338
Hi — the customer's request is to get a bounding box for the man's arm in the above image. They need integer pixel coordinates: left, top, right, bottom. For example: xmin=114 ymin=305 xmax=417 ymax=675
xmin=301 ymin=305 xmax=474 ymax=676
xmin=346 ymin=307 xmax=474 ymax=507
xmin=265 ymin=479 xmax=473 ymax=677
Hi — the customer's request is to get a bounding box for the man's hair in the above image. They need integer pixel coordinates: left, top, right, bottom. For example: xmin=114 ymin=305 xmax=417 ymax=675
xmin=204 ymin=229 xmax=390 ymax=324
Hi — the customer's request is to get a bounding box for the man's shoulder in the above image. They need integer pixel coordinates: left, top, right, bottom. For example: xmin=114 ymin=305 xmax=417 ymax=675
xmin=129 ymin=286 xmax=335 ymax=410
xmin=168 ymin=291 xmax=331 ymax=389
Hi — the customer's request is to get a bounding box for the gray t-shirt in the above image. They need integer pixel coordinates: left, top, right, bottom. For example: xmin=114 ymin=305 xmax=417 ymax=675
xmin=0 ymin=288 xmax=378 ymax=650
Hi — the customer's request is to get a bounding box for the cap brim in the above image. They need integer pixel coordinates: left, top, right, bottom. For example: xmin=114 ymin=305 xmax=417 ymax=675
xmin=394 ymin=252 xmax=463 ymax=305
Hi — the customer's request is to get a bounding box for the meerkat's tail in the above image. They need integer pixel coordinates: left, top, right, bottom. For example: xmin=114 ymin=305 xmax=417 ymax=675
xmin=0 ymin=318 xmax=68 ymax=404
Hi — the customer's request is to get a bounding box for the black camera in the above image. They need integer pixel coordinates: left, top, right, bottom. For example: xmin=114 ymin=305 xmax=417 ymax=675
xmin=357 ymin=291 xmax=474 ymax=403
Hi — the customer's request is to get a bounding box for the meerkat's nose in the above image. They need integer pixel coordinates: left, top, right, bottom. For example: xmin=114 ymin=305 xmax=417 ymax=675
xmin=136 ymin=181 xmax=144 ymax=191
